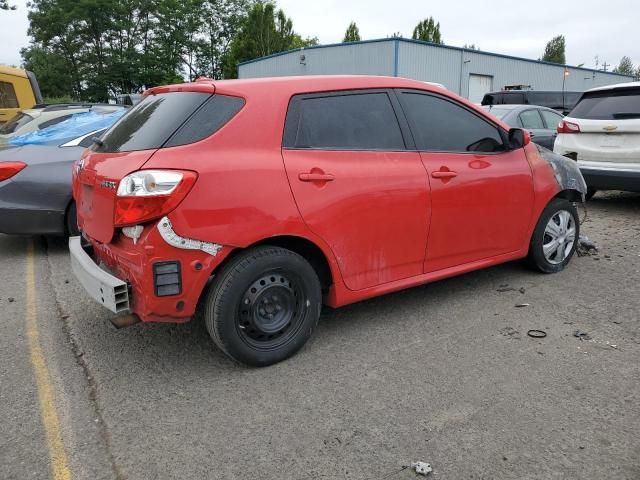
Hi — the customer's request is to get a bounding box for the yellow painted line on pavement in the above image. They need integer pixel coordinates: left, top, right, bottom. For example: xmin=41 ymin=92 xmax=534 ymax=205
xmin=25 ymin=239 xmax=72 ymax=480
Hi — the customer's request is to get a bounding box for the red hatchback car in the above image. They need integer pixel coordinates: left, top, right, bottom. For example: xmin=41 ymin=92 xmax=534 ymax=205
xmin=70 ymin=76 xmax=586 ymax=366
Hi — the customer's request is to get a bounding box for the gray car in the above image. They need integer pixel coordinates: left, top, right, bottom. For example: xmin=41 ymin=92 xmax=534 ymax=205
xmin=0 ymin=108 xmax=127 ymax=235
xmin=482 ymin=104 xmax=564 ymax=150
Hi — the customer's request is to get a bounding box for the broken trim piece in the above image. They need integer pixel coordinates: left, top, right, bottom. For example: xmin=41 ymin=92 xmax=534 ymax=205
xmin=157 ymin=216 xmax=222 ymax=256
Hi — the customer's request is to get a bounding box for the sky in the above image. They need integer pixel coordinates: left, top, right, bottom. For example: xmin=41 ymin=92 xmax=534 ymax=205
xmin=1 ymin=0 xmax=638 ymax=70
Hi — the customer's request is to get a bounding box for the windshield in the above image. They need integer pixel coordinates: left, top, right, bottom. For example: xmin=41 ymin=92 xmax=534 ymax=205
xmin=0 ymin=112 xmax=34 ymax=134
xmin=569 ymin=88 xmax=640 ymax=120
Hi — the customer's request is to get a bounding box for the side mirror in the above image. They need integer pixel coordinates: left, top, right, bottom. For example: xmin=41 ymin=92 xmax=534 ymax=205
xmin=508 ymin=128 xmax=531 ymax=149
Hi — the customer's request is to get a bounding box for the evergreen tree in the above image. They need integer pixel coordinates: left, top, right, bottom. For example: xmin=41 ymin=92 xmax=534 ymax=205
xmin=412 ymin=17 xmax=442 ymax=44
xmin=541 ymin=35 xmax=566 ymax=64
xmin=343 ymin=22 xmax=361 ymax=42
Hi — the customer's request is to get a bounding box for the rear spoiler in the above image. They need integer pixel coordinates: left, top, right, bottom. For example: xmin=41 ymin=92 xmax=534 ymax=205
xmin=145 ymin=77 xmax=216 ymax=96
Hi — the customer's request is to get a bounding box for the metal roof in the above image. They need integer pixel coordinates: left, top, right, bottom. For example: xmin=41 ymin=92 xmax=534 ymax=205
xmin=239 ymin=38 xmax=633 ymax=79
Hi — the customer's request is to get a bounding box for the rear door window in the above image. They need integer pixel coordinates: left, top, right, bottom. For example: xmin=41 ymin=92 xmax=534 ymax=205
xmin=0 ymin=81 xmax=19 ymax=109
xmin=519 ymin=109 xmax=545 ymax=129
xmin=569 ymin=88 xmax=640 ymax=120
xmin=399 ymin=91 xmax=505 ymax=153
xmin=287 ymin=92 xmax=405 ymax=150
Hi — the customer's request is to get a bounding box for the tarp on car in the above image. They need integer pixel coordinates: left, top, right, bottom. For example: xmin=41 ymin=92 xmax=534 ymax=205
xmin=8 ymin=110 xmax=126 ymax=146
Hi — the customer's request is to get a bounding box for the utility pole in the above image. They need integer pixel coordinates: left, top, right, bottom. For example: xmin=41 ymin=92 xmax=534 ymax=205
xmin=601 ymin=61 xmax=610 ymax=72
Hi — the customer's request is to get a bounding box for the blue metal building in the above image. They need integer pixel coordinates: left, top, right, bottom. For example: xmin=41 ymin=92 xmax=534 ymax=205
xmin=238 ymin=38 xmax=634 ymax=103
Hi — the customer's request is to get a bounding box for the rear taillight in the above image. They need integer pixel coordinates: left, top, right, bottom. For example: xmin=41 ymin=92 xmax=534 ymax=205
xmin=0 ymin=162 xmax=26 ymax=181
xmin=557 ymin=120 xmax=581 ymax=134
xmin=114 ymin=170 xmax=197 ymax=227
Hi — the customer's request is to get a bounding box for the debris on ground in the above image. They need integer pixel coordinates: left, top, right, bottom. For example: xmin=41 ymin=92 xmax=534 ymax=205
xmin=497 ymin=287 xmax=517 ymax=292
xmin=527 ymin=329 xmax=547 ymax=338
xmin=499 ymin=327 xmax=521 ymax=340
xmin=8 ymin=297 xmax=14 ymax=303
xmin=577 ymin=235 xmax=599 ymax=256
xmin=519 ymin=287 xmax=526 ymax=294
xmin=515 ymin=303 xmax=530 ymax=308
xmin=574 ymin=330 xmax=592 ymax=341
xmin=410 ymin=462 xmax=433 ymax=476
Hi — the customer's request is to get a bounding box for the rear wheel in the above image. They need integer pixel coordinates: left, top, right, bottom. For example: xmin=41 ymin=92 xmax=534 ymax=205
xmin=527 ymin=198 xmax=579 ymax=273
xmin=204 ymin=246 xmax=322 ymax=367
xmin=65 ymin=202 xmax=80 ymax=237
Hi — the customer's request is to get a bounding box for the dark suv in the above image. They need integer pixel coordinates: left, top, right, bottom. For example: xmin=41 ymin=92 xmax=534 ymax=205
xmin=481 ymin=91 xmax=583 ymax=115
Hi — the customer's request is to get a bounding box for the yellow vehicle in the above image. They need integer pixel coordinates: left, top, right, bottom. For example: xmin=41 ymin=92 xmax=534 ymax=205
xmin=0 ymin=66 xmax=43 ymax=124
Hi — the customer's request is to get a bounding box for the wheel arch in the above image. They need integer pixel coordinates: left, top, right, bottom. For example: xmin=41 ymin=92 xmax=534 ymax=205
xmin=554 ymin=188 xmax=585 ymax=203
xmin=217 ymin=235 xmax=336 ymax=293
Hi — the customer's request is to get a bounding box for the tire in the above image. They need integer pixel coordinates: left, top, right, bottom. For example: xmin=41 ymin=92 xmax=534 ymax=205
xmin=65 ymin=202 xmax=81 ymax=237
xmin=585 ymin=188 xmax=597 ymax=201
xmin=203 ymin=246 xmax=322 ymax=367
xmin=527 ymin=198 xmax=579 ymax=273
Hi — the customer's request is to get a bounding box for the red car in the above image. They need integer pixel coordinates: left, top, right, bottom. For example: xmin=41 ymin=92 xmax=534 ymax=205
xmin=70 ymin=76 xmax=586 ymax=366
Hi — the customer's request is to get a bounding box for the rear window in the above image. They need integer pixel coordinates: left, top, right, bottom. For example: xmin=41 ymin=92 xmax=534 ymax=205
xmin=569 ymin=88 xmax=640 ymax=120
xmin=483 ymin=107 xmax=510 ymax=120
xmin=0 ymin=112 xmax=33 ymax=134
xmin=95 ymin=92 xmax=243 ymax=153
xmin=0 ymin=81 xmax=19 ymax=109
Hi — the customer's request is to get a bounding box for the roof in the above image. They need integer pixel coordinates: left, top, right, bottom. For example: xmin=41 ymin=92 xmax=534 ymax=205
xmin=0 ymin=65 xmax=28 ymax=78
xmin=483 ymin=104 xmax=562 ymax=112
xmin=239 ymin=38 xmax=634 ymax=79
xmin=150 ymin=75 xmax=447 ymax=97
xmin=586 ymin=81 xmax=640 ymax=92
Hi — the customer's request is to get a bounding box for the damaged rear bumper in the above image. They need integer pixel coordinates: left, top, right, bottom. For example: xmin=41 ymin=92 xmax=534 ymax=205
xmin=69 ymin=236 xmax=130 ymax=314
xmin=70 ymin=218 xmax=231 ymax=323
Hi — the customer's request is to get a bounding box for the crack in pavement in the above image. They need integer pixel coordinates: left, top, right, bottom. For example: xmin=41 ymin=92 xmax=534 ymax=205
xmin=42 ymin=237 xmax=125 ymax=480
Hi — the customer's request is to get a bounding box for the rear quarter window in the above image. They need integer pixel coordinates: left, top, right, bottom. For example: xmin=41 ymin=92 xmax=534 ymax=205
xmin=569 ymin=88 xmax=640 ymax=120
xmin=95 ymin=92 xmax=243 ymax=153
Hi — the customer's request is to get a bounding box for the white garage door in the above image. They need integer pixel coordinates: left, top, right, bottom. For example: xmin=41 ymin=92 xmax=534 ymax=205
xmin=468 ymin=74 xmax=493 ymax=104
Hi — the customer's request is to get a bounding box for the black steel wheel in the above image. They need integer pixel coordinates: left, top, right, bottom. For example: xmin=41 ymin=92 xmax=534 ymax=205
xmin=204 ymin=246 xmax=322 ymax=367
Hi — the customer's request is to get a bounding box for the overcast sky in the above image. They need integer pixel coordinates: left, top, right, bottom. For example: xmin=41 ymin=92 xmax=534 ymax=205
xmin=1 ymin=0 xmax=637 ymax=70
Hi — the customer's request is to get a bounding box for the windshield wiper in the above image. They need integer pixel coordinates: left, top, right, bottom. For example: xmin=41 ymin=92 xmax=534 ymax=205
xmin=612 ymin=112 xmax=640 ymax=119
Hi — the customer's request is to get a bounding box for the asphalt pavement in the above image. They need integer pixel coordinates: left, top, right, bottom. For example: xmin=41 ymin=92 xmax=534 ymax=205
xmin=1 ymin=191 xmax=639 ymax=480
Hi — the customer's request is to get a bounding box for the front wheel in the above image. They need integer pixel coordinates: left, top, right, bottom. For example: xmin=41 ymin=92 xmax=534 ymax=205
xmin=204 ymin=246 xmax=322 ymax=367
xmin=527 ymin=198 xmax=579 ymax=273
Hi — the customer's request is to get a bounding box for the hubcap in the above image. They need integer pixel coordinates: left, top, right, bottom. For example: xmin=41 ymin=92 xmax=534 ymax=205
xmin=237 ymin=272 xmax=305 ymax=349
xmin=543 ymin=210 xmax=576 ymax=265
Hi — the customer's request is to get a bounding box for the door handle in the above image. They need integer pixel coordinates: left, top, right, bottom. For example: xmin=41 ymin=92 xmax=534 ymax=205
xmin=431 ymin=170 xmax=458 ymax=179
xmin=299 ymin=172 xmax=335 ymax=182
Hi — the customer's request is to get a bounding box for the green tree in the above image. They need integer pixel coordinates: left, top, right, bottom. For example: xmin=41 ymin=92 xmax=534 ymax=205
xmin=343 ymin=21 xmax=360 ymax=42
xmin=412 ymin=17 xmax=442 ymax=44
xmin=222 ymin=1 xmax=316 ymax=79
xmin=541 ymin=35 xmax=566 ymax=64
xmin=22 ymin=0 xmax=253 ymax=100
xmin=1 ymin=0 xmax=16 ymax=10
xmin=463 ymin=43 xmax=478 ymax=50
xmin=613 ymin=56 xmax=635 ymax=76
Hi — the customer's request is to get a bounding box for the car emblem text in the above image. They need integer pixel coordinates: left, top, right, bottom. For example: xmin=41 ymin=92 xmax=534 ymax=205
xmin=100 ymin=180 xmax=117 ymax=190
